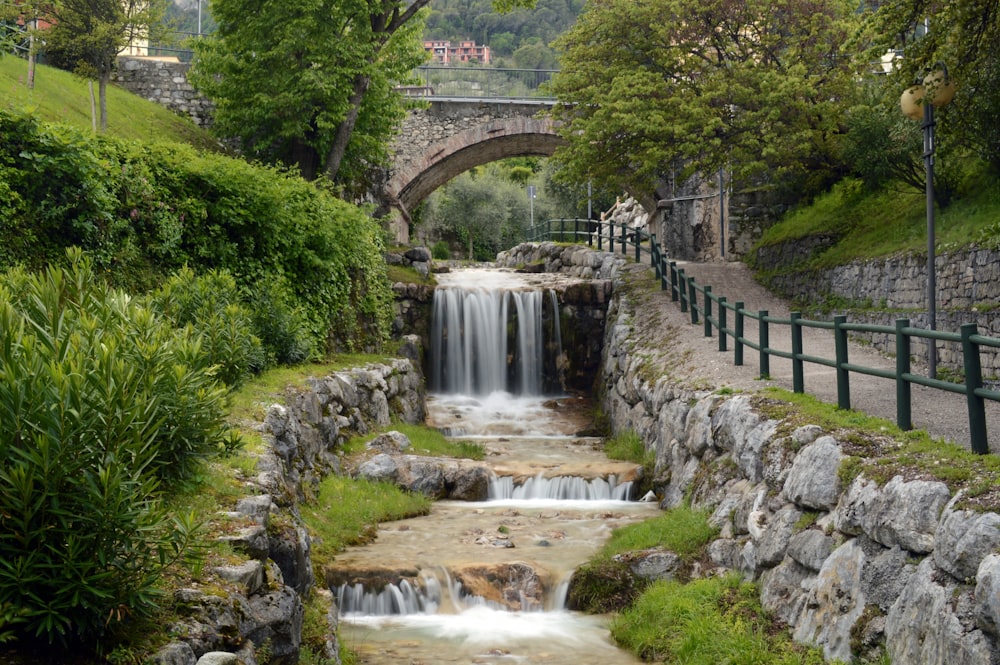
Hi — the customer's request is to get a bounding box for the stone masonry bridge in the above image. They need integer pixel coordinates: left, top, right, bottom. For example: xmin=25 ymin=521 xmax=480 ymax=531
xmin=112 ymin=58 xmax=562 ymax=239
xmin=382 ymin=98 xmax=560 ymax=239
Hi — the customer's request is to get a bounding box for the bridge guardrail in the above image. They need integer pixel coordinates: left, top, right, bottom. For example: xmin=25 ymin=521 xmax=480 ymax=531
xmin=408 ymin=65 xmax=557 ymax=101
xmin=527 ymin=217 xmax=996 ymax=454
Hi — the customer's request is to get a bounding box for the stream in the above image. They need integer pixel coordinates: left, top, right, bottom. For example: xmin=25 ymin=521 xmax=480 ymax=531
xmin=333 ymin=269 xmax=658 ymax=664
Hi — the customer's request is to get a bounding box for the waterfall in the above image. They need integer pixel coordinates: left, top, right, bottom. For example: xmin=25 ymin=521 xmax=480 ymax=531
xmin=488 ymin=473 xmax=634 ymax=501
xmin=430 ymin=280 xmax=561 ymax=396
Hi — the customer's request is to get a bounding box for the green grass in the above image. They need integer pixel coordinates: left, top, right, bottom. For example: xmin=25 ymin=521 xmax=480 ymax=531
xmin=754 ymin=174 xmax=1000 ymax=269
xmin=301 ymin=475 xmax=431 ymax=571
xmin=599 ymin=504 xmax=718 ymax=564
xmin=343 ymin=422 xmax=485 ymax=460
xmin=0 ymin=55 xmax=219 ymax=149
xmin=610 ymin=574 xmax=829 ymax=664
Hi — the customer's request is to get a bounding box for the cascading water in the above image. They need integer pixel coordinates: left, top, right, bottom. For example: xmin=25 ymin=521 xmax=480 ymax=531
xmin=333 ymin=269 xmax=654 ymax=665
xmin=430 ymin=271 xmax=561 ymax=396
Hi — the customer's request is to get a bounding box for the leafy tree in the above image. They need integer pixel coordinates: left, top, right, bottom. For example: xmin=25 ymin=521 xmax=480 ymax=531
xmin=857 ymin=0 xmax=1000 ymax=173
xmin=191 ymin=0 xmax=535 ymax=189
xmin=547 ymin=0 xmax=860 ymax=197
xmin=44 ymin=0 xmax=168 ymax=131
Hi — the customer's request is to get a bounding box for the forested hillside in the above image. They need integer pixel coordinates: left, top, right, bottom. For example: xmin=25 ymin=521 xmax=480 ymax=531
xmin=425 ymin=0 xmax=582 ymax=65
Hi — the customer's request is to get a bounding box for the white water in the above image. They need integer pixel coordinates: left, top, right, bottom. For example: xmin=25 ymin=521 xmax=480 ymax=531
xmin=335 ymin=269 xmax=653 ymax=664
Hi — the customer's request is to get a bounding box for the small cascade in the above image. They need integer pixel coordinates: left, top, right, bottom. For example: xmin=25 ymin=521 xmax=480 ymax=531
xmin=336 ymin=577 xmax=441 ymax=616
xmin=489 ymin=473 xmax=634 ymax=501
xmin=336 ymin=568 xmax=547 ymax=616
xmin=430 ymin=273 xmax=563 ymax=396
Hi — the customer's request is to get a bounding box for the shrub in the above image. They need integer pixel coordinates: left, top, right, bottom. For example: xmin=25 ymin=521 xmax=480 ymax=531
xmin=0 ymin=110 xmax=394 ymax=355
xmin=0 ymin=250 xmax=225 ymax=645
xmin=431 ymin=240 xmax=451 ymax=260
xmin=147 ymin=267 xmax=267 ymax=388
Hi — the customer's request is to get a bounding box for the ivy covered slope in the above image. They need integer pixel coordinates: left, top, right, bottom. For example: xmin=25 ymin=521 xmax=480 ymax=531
xmin=0 ymin=110 xmax=393 ymax=354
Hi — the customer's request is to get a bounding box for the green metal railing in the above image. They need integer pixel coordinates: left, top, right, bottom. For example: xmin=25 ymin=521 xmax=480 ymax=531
xmin=527 ymin=217 xmax=997 ymax=454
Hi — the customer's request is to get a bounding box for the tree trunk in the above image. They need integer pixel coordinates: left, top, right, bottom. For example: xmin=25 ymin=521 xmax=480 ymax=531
xmin=27 ymin=31 xmax=35 ymax=89
xmin=88 ymin=80 xmax=97 ymax=133
xmin=99 ymin=73 xmax=109 ymax=132
xmin=323 ymin=73 xmax=371 ymax=182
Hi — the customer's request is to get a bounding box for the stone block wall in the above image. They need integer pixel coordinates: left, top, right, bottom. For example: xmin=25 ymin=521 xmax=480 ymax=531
xmin=596 ymin=252 xmax=1000 ymax=665
xmin=759 ymin=244 xmax=1000 ymax=375
xmin=151 ymin=354 xmax=426 ymax=665
xmin=114 ymin=56 xmax=213 ymax=127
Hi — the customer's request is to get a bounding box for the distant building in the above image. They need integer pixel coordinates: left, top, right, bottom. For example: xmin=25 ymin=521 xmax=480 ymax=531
xmin=423 ymin=40 xmax=491 ymax=65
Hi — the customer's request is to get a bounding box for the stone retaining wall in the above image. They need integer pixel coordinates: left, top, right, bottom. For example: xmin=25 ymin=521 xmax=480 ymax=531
xmin=759 ymin=245 xmax=1000 ymax=374
xmin=501 ymin=242 xmax=999 ymax=664
xmin=596 ymin=251 xmax=1000 ymax=664
xmin=152 ymin=353 xmax=426 ymax=665
xmin=114 ymin=56 xmax=213 ymax=127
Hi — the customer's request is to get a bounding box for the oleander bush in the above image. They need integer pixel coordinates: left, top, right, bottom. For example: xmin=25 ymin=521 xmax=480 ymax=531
xmin=0 ymin=251 xmax=227 ymax=645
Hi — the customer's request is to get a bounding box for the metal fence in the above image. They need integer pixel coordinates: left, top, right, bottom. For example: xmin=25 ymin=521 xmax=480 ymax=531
xmin=527 ymin=217 xmax=998 ymax=454
xmin=406 ymin=65 xmax=556 ymax=101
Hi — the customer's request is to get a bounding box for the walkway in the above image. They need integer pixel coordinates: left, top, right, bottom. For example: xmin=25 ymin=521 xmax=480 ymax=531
xmin=655 ymin=260 xmax=999 ymax=453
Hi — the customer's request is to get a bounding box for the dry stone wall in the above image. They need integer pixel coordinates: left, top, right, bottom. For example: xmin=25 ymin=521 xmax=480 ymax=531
xmin=151 ymin=353 xmax=425 ymax=665
xmin=504 ymin=242 xmax=1000 ymax=665
xmin=759 ymin=245 xmax=1000 ymax=374
xmin=114 ymin=57 xmax=213 ymax=127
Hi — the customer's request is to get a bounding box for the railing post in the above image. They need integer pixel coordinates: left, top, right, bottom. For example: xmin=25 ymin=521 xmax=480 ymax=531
xmin=652 ymin=235 xmax=661 ymax=280
xmin=734 ymin=301 xmax=745 ymax=366
xmin=635 ymin=231 xmax=640 ymax=263
xmin=703 ymin=286 xmax=713 ymax=337
xmin=791 ymin=312 xmax=804 ymax=393
xmin=574 ymin=217 xmax=579 ymax=242
xmin=670 ymin=262 xmax=679 ymax=302
xmin=758 ymin=310 xmax=770 ymax=378
xmin=678 ymin=269 xmax=688 ymax=312
xmin=834 ymin=315 xmax=851 ymax=410
xmin=588 ymin=218 xmax=593 ymax=247
xmin=718 ymin=297 xmax=728 ymax=352
xmin=560 ymin=217 xmax=565 ymax=240
xmin=620 ymin=222 xmax=626 ymax=256
xmin=961 ymin=323 xmax=989 ymax=454
xmin=689 ymin=278 xmax=698 ymax=325
xmin=895 ymin=318 xmax=912 ymax=431
xmin=660 ymin=252 xmax=668 ymax=291
xmin=608 ymin=222 xmax=614 ymax=253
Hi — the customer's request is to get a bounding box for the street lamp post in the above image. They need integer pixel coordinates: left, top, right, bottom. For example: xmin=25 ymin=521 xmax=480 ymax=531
xmin=900 ymin=64 xmax=955 ymax=379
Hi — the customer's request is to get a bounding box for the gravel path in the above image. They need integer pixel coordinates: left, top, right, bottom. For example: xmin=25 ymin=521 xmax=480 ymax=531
xmin=645 ymin=260 xmax=999 ymax=453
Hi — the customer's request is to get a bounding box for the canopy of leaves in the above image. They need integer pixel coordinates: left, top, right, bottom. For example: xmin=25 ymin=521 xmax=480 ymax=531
xmin=547 ymin=0 xmax=860 ymax=196
xmin=857 ymin=0 xmax=1000 ymax=173
xmin=188 ymin=0 xmax=427 ymax=186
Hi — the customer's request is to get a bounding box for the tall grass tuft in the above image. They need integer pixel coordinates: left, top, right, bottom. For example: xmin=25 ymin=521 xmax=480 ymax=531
xmin=611 ymin=574 xmax=826 ymax=664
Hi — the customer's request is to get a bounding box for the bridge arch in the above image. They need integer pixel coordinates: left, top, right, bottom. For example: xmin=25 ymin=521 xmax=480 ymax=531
xmin=384 ymin=100 xmax=561 ymax=224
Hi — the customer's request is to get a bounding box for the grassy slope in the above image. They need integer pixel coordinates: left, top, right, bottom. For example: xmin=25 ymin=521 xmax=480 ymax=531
xmin=753 ymin=172 xmax=1000 ymax=270
xmin=0 ymin=55 xmax=219 ymax=150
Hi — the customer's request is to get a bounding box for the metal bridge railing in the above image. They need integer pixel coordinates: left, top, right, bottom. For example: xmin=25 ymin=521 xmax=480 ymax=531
xmin=406 ymin=65 xmax=557 ymax=101
xmin=527 ymin=217 xmax=998 ymax=455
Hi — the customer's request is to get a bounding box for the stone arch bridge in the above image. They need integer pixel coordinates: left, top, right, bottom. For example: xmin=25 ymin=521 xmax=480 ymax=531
xmin=381 ymin=99 xmax=560 ymax=241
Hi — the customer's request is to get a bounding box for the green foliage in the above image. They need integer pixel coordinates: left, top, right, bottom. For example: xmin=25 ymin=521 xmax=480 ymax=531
xmin=601 ymin=505 xmax=718 ymax=564
xmin=44 ymin=0 xmax=170 ymax=130
xmin=856 ymin=0 xmax=1000 ymax=173
xmin=420 ymin=163 xmax=533 ymax=258
xmin=0 ymin=110 xmax=394 ymax=354
xmin=611 ymin=574 xmax=827 ymax=664
xmin=549 ymin=0 xmax=860 ymax=198
xmin=0 ymin=251 xmax=220 ymax=645
xmin=424 ymin=0 xmax=581 ymax=60
xmin=188 ymin=0 xmax=427 ymax=186
xmin=431 ymin=240 xmax=451 ymax=260
xmin=146 ymin=268 xmax=266 ymax=388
